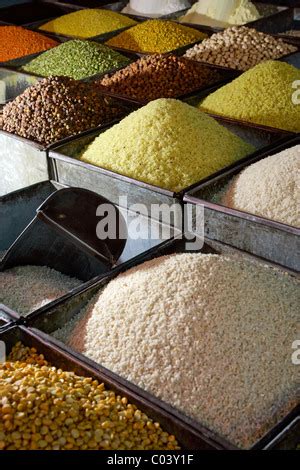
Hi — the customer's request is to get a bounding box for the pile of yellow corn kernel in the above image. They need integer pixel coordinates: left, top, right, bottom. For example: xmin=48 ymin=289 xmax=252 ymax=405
xmin=0 ymin=342 xmax=180 ymax=450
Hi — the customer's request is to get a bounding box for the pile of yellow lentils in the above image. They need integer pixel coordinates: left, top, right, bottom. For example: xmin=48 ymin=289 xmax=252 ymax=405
xmin=106 ymin=20 xmax=206 ymax=53
xmin=0 ymin=342 xmax=180 ymax=450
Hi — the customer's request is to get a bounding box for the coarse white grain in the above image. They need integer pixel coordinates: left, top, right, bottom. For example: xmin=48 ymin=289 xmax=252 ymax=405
xmin=0 ymin=265 xmax=81 ymax=316
xmin=63 ymin=253 xmax=299 ymax=448
xmin=223 ymin=145 xmax=300 ymax=227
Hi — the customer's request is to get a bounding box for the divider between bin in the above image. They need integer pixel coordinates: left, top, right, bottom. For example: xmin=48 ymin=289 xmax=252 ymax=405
xmin=183 ymin=135 xmax=300 ymax=271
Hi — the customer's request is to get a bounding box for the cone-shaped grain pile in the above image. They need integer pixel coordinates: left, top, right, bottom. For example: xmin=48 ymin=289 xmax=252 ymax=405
xmin=58 ymin=253 xmax=299 ymax=449
xmin=199 ymin=60 xmax=300 ymax=133
xmin=223 ymin=145 xmax=300 ymax=227
xmin=106 ymin=19 xmax=206 ymax=53
xmin=80 ymin=98 xmax=254 ymax=192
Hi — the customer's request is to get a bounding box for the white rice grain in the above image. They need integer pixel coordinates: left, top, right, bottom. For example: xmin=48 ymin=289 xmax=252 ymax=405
xmin=62 ymin=253 xmax=299 ymax=448
xmin=0 ymin=265 xmax=81 ymax=316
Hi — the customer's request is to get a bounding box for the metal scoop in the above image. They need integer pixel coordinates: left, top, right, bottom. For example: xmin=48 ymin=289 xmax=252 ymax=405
xmin=0 ymin=187 xmax=127 ymax=281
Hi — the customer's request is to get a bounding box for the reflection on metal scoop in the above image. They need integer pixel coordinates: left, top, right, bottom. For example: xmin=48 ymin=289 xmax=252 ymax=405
xmin=0 ymin=187 xmax=127 ymax=281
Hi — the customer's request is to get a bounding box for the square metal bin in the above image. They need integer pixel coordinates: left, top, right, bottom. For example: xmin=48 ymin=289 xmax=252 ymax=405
xmin=184 ymin=136 xmax=300 ymax=271
xmin=0 ymin=95 xmax=133 ymax=196
xmin=48 ymin=117 xmax=293 ymax=227
xmin=0 ymin=324 xmax=221 ymax=450
xmin=0 ymin=131 xmax=49 ymax=197
xmin=0 ymin=181 xmax=62 ymax=253
xmin=46 ymin=1 xmax=180 ymax=20
xmin=280 ymin=50 xmax=300 ymax=67
xmin=25 ymin=235 xmax=300 ymax=450
xmin=0 ymin=179 xmax=178 ymax=319
xmin=0 ymin=305 xmax=19 ymax=331
xmin=99 ymin=1 xmax=188 ymax=20
xmin=0 ymin=1 xmax=82 ymax=25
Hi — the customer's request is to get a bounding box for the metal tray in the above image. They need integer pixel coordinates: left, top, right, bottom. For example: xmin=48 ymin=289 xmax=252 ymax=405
xmin=0 ymin=1 xmax=82 ymax=25
xmin=96 ymin=58 xmax=239 ymax=105
xmin=25 ymin=235 xmax=300 ymax=450
xmin=184 ymin=136 xmax=300 ymax=271
xmin=48 ymin=115 xmax=293 ymax=225
xmin=47 ymin=1 xmax=187 ymax=21
xmin=0 ymin=96 xmax=133 ymax=197
xmin=0 ymin=304 xmax=19 ymax=330
xmin=263 ymin=417 xmax=300 ymax=450
xmin=276 ymin=20 xmax=300 ymax=46
xmin=0 ymin=68 xmax=41 ymax=106
xmin=256 ymin=0 xmax=300 ymax=8
xmin=0 ymin=180 xmax=178 ymax=318
xmin=0 ymin=324 xmax=219 ymax=450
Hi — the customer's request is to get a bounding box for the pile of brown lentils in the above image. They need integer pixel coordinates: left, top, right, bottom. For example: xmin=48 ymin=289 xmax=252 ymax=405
xmin=0 ymin=342 xmax=180 ymax=450
xmin=98 ymin=54 xmax=222 ymax=103
xmin=0 ymin=76 xmax=124 ymax=145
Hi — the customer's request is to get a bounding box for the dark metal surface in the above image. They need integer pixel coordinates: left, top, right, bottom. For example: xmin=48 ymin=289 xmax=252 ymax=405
xmin=262 ymin=417 xmax=300 ymax=450
xmin=0 ymin=68 xmax=40 ymax=104
xmin=0 ymin=1 xmax=82 ymax=25
xmin=0 ymin=304 xmax=20 ymax=329
xmin=0 ymin=131 xmax=49 ymax=196
xmin=25 ymin=235 xmax=300 ymax=450
xmin=184 ymin=136 xmax=300 ymax=271
xmin=37 ymin=187 xmax=127 ymax=265
xmin=0 ymin=187 xmax=127 ymax=276
xmin=0 ymin=324 xmax=225 ymax=450
xmin=0 ymin=181 xmax=60 ymax=252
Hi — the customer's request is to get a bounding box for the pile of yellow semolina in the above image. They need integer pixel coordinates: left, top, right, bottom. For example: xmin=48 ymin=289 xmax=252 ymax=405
xmin=80 ymin=98 xmax=254 ymax=193
xmin=200 ymin=60 xmax=300 ymax=133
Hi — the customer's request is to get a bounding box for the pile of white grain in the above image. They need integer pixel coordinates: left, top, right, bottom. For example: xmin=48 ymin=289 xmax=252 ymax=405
xmin=55 ymin=253 xmax=299 ymax=448
xmin=0 ymin=265 xmax=81 ymax=316
xmin=223 ymin=144 xmax=300 ymax=227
